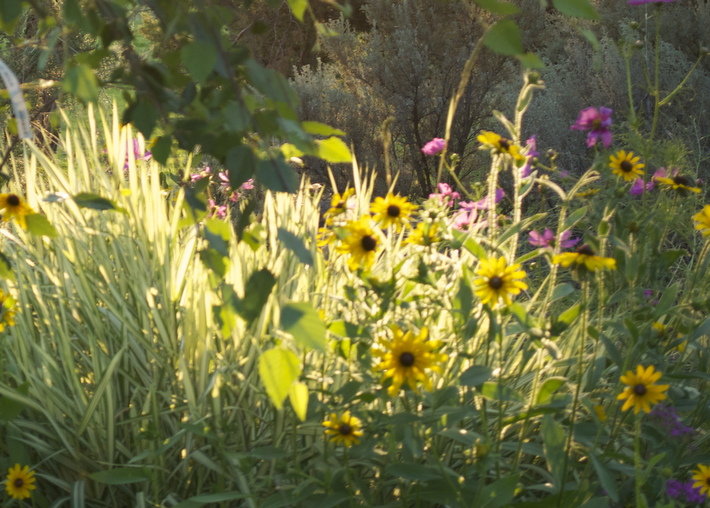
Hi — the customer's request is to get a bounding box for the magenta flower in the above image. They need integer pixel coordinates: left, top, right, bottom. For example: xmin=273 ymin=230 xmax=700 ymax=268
xmin=460 ymin=189 xmax=505 ymax=211
xmin=451 ymin=209 xmax=487 ymax=232
xmin=520 ymin=135 xmax=538 ymax=178
xmin=570 ymin=107 xmax=613 ymax=148
xmin=529 ymin=228 xmax=579 ymax=248
xmin=629 ymin=178 xmax=655 ymax=195
xmin=191 ymin=166 xmax=211 ymax=182
xmin=421 ymin=138 xmax=447 ymax=156
xmin=429 ymin=183 xmax=460 ymax=206
xmin=207 ymin=199 xmax=228 ymax=219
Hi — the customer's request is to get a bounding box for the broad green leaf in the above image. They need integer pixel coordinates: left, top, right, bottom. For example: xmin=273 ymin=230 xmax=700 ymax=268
xmin=302 ymin=121 xmax=346 ymax=137
xmin=550 ymin=283 xmax=575 ymax=302
xmin=0 ymin=383 xmax=28 ymax=421
xmin=151 ymin=136 xmax=171 ymax=165
xmin=277 ymin=227 xmax=313 ymax=265
xmin=73 ymin=193 xmax=126 ymax=213
xmin=460 ymin=365 xmax=493 ymax=387
xmin=516 ymin=52 xmax=545 ymax=69
xmin=224 ymin=101 xmax=251 ymax=133
xmin=315 ymin=136 xmax=352 ymax=163
xmin=226 ymin=145 xmax=257 ymax=189
xmin=480 ymin=474 xmax=520 ymax=507
xmin=24 ymin=213 xmax=58 ymax=237
xmin=258 ymin=348 xmax=301 ymax=410
xmin=481 ymin=382 xmax=524 ymax=402
xmin=541 ymin=415 xmax=565 ymax=490
xmin=535 ymin=377 xmax=567 ymax=405
xmin=63 ymin=64 xmax=99 ymax=103
xmin=289 ymin=381 xmax=309 ymax=421
xmin=552 ymin=0 xmax=599 ymax=20
xmin=89 ymin=468 xmax=150 ymax=485
xmin=234 ymin=268 xmax=276 ymax=324
xmin=281 ymin=302 xmax=327 ymax=351
xmin=581 ymin=29 xmax=600 ymax=51
xmin=558 ymin=303 xmax=580 ymax=325
xmin=590 ymin=454 xmax=619 ymax=502
xmin=181 ymin=41 xmax=217 ymax=84
xmin=471 ymin=0 xmax=519 ymax=14
xmin=257 ymin=157 xmax=298 ymax=193
xmin=652 ymin=282 xmax=678 ymax=319
xmin=483 ymin=20 xmax=524 ymax=57
xmin=563 ymin=206 xmax=588 ymax=230
xmin=130 ymin=99 xmax=159 ymax=139
xmin=0 ymin=0 xmax=24 ymax=28
xmin=286 ymin=0 xmax=308 ymax=21
xmin=204 ymin=219 xmax=231 ymax=257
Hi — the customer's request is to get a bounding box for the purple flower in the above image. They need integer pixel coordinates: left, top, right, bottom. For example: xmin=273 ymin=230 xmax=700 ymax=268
xmin=421 ymin=138 xmax=447 ymax=156
xmin=429 ymin=183 xmax=460 ymax=207
xmin=650 ymin=405 xmax=695 ymax=438
xmin=570 ymin=107 xmax=613 ymax=148
xmin=460 ymin=189 xmax=505 ymax=211
xmin=529 ymin=228 xmax=579 ymax=249
xmin=630 ymin=178 xmax=655 ymax=195
xmin=628 ymin=0 xmax=675 ymax=4
xmin=521 ymin=135 xmax=538 ymax=178
xmin=665 ymin=479 xmax=704 ymax=504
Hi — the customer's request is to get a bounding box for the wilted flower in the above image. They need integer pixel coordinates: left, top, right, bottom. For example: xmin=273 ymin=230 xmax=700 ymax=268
xmin=421 ymin=138 xmax=447 ymax=156
xmin=529 ymin=228 xmax=579 ymax=249
xmin=570 ymin=107 xmax=613 ymax=148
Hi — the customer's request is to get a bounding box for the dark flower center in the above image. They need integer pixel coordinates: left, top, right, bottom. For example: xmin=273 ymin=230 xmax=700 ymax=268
xmin=488 ymin=276 xmax=504 ymax=289
xmin=577 ymin=244 xmax=595 ymax=256
xmin=387 ymin=205 xmax=401 ymax=218
xmin=620 ymin=161 xmax=633 ymax=172
xmin=499 ymin=139 xmax=510 ymax=151
xmin=706 ymin=478 xmax=710 ymax=487
xmin=7 ymin=194 xmax=20 ymax=207
xmin=591 ymin=118 xmax=602 ymax=129
xmin=13 ymin=478 xmax=23 ymax=488
xmin=339 ymin=423 xmax=353 ymax=436
xmin=634 ymin=384 xmax=647 ymax=396
xmin=361 ymin=235 xmax=377 ymax=251
xmin=399 ymin=352 xmax=415 ymax=367
xmin=336 ymin=201 xmax=345 ymax=210
xmin=673 ymin=175 xmax=691 ymax=186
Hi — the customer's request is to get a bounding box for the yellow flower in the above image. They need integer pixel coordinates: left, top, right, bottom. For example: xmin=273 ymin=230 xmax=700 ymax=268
xmin=0 ymin=290 xmax=16 ymax=333
xmin=336 ymin=216 xmax=381 ymax=271
xmin=616 ymin=365 xmax=669 ymax=414
xmin=4 ymin=464 xmax=36 ymax=500
xmin=324 ymin=188 xmax=354 ymax=225
xmin=552 ymin=244 xmax=616 ymax=272
xmin=0 ymin=193 xmax=34 ymax=230
xmin=609 ymin=150 xmax=644 ymax=182
xmin=473 ymin=256 xmax=528 ymax=307
xmin=316 ymin=227 xmax=336 ymax=248
xmin=692 ymin=465 xmax=710 ymax=497
xmin=373 ymin=325 xmax=447 ymax=397
xmin=477 ymin=131 xmax=525 ymax=161
xmin=323 ymin=411 xmax=364 ymax=447
xmin=576 ymin=188 xmax=600 ymax=198
xmin=655 ymin=175 xmax=701 ymax=194
xmin=693 ymin=205 xmax=710 ymax=236
xmin=593 ymin=405 xmax=607 ymax=423
xmin=404 ymin=222 xmax=440 ymax=246
xmin=370 ymin=194 xmax=417 ymax=230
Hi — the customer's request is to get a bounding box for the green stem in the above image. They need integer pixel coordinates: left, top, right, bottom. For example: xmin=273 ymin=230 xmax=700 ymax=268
xmin=634 ymin=415 xmax=645 ymax=508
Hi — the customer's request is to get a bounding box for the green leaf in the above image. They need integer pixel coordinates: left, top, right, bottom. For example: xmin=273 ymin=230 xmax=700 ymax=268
xmin=550 ymin=283 xmax=575 ymax=302
xmin=563 ymin=206 xmax=588 ymax=230
xmin=0 ymin=383 xmax=28 ymax=421
xmin=652 ymin=282 xmax=678 ymax=319
xmin=0 ymin=251 xmax=13 ymax=281
xmin=151 ymin=136 xmax=171 ymax=165
xmin=89 ymin=468 xmax=150 ymax=485
xmin=483 ymin=20 xmax=524 ymax=57
xmin=460 ymin=365 xmax=493 ymax=387
xmin=277 ymin=227 xmax=313 ymax=265
xmin=302 ymin=121 xmax=345 ymax=137
xmin=73 ymin=192 xmax=126 ymax=213
xmin=258 ymin=348 xmax=301 ymax=410
xmin=0 ymin=0 xmax=24 ymax=28
xmin=590 ymin=454 xmax=619 ymax=502
xmin=234 ymin=268 xmax=276 ymax=324
xmin=225 ymin=145 xmax=257 ymax=189
xmin=581 ymin=29 xmax=600 ymax=51
xmin=249 ymin=446 xmax=288 ymax=460
xmin=516 ymin=52 xmax=545 ymax=69
xmin=24 ymin=214 xmax=58 ymax=237
xmin=286 ymin=0 xmax=308 ymax=21
xmin=289 ymin=381 xmax=309 ymax=421
xmin=174 ymin=492 xmax=251 ymax=507
xmin=130 ymin=99 xmax=159 ymax=139
xmin=384 ymin=464 xmax=442 ymax=482
xmin=471 ymin=0 xmax=520 ymax=14
xmin=257 ymin=157 xmax=298 ymax=193
xmin=315 ymin=137 xmax=352 ymax=163
xmin=552 ymin=0 xmax=599 ymax=20
xmin=558 ymin=303 xmax=580 ymax=325
xmin=480 ymin=474 xmax=520 ymax=507
xmin=535 ymin=377 xmax=567 ymax=405
xmin=181 ymin=40 xmax=217 ymax=84
xmin=541 ymin=415 xmax=566 ymax=490
xmin=481 ymin=382 xmax=524 ymax=402
xmin=62 ymin=64 xmax=99 ymax=103
xmin=281 ymin=302 xmax=327 ymax=351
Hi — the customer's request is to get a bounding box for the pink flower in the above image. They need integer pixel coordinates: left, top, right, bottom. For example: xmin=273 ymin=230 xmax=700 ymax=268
xmin=570 ymin=107 xmax=613 ymax=148
xmin=520 ymin=135 xmax=538 ymax=178
xmin=207 ymin=199 xmax=227 ymax=219
xmin=451 ymin=209 xmax=487 ymax=232
xmin=191 ymin=167 xmax=211 ymax=182
xmin=429 ymin=183 xmax=460 ymax=206
xmin=459 ymin=189 xmax=505 ymax=211
xmin=529 ymin=228 xmax=579 ymax=248
xmin=421 ymin=138 xmax=447 ymax=156
xmin=630 ymin=178 xmax=654 ymax=195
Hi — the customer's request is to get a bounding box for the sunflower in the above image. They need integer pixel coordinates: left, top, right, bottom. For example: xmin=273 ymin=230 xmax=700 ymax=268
xmin=404 ymin=221 xmax=440 ymax=246
xmin=0 ymin=193 xmax=34 ymax=230
xmin=336 ymin=216 xmax=381 ymax=271
xmin=0 ymin=290 xmax=16 ymax=333
xmin=477 ymin=131 xmax=525 ymax=162
xmin=655 ymin=174 xmax=701 ymax=194
xmin=4 ymin=464 xmax=36 ymax=500
xmin=552 ymin=244 xmax=616 ymax=272
xmin=693 ymin=205 xmax=710 ymax=236
xmin=609 ymin=150 xmax=644 ymax=182
xmin=370 ymin=194 xmax=417 ymax=230
xmin=692 ymin=465 xmax=710 ymax=497
xmin=617 ymin=365 xmax=669 ymax=414
xmin=324 ymin=188 xmax=354 ymax=225
xmin=473 ymin=256 xmax=528 ymax=307
xmin=373 ymin=325 xmax=447 ymax=397
xmin=316 ymin=227 xmax=336 ymax=248
xmin=322 ymin=411 xmax=364 ymax=447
